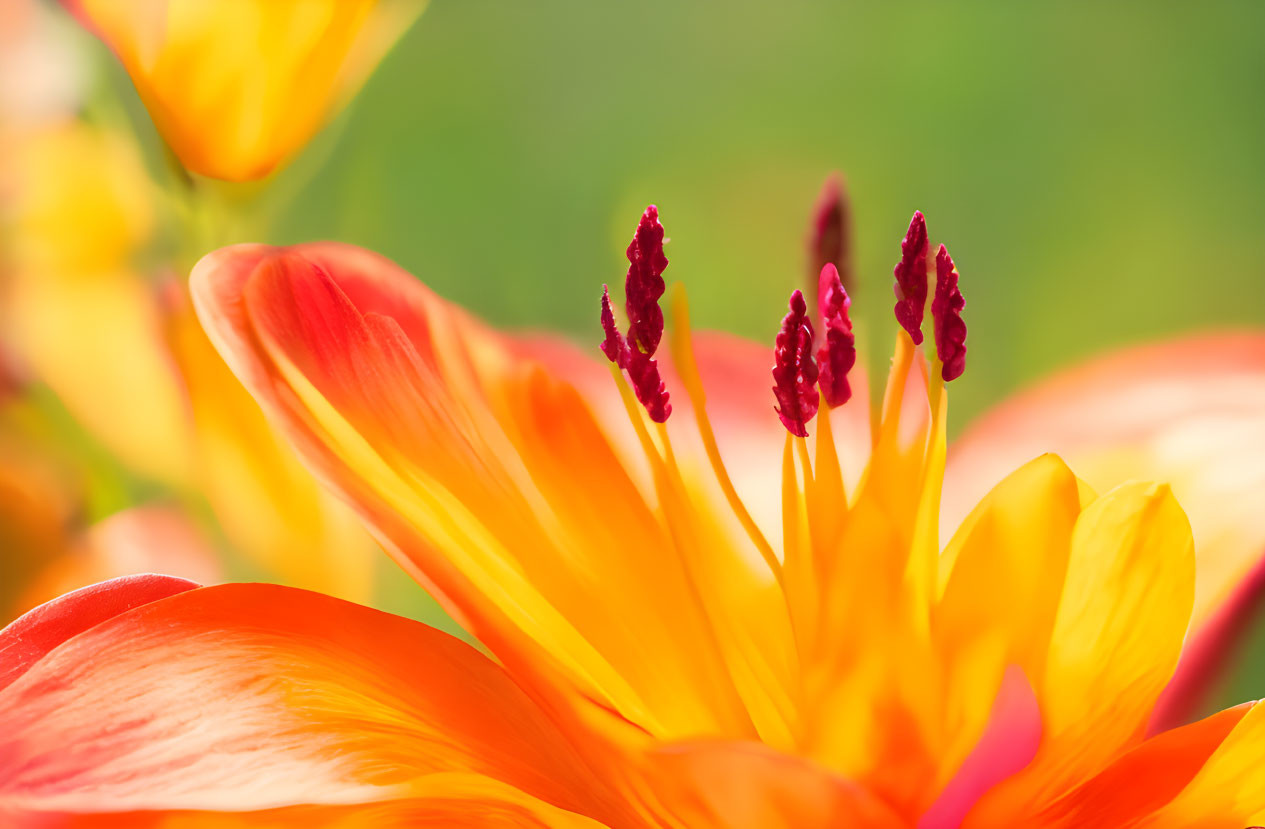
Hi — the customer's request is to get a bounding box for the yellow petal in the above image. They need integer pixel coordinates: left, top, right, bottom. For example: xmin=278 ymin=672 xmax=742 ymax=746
xmin=947 ymin=333 xmax=1265 ymax=637
xmin=64 ymin=0 xmax=424 ymax=181
xmin=969 ymin=482 xmax=1196 ymax=820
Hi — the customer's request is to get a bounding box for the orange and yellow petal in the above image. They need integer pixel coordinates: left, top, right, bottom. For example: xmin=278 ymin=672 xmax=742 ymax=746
xmin=61 ymin=0 xmax=424 ymax=181
xmin=192 ymin=242 xmax=779 ymax=745
xmin=645 ymin=740 xmax=904 ymax=828
xmin=0 ymin=579 xmax=630 ymax=826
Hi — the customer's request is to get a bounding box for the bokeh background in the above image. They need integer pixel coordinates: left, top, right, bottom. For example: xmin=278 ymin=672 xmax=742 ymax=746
xmin=6 ymin=1 xmax=1265 ymax=706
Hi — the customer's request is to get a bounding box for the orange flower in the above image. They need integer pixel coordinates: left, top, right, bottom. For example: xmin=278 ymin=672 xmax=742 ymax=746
xmin=60 ymin=0 xmax=425 ymax=181
xmin=4 ymin=205 xmax=1265 ymax=826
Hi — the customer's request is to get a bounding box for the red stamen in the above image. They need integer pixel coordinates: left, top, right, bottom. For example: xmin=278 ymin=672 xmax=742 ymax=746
xmin=625 ymin=347 xmax=672 ymax=423
xmin=807 ymin=173 xmax=853 ymax=299
xmin=932 ymin=244 xmax=967 ymax=382
xmin=600 ymin=284 xmax=628 ymax=365
xmin=816 ymin=264 xmax=856 ymax=408
xmin=625 ymin=205 xmax=669 ymax=356
xmin=599 ymin=211 xmax=672 ymax=422
xmin=893 ymin=210 xmax=929 ymax=345
xmin=772 ymin=289 xmax=819 ymax=437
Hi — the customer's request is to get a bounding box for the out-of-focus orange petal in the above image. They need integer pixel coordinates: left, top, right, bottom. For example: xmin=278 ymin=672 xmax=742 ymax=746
xmin=0 ymin=440 xmax=77 ymax=618
xmin=0 ymin=581 xmax=629 ymax=825
xmin=946 ymin=333 xmax=1265 ymax=639
xmin=61 ymin=0 xmax=424 ymax=181
xmin=645 ymin=740 xmax=904 ymax=828
xmin=1021 ymin=702 xmax=1253 ymax=828
xmin=11 ymin=506 xmax=221 ymax=618
xmin=163 ymin=287 xmax=376 ymax=602
xmin=1135 ymin=700 xmax=1265 ymax=827
xmin=191 ymin=242 xmax=771 ymax=744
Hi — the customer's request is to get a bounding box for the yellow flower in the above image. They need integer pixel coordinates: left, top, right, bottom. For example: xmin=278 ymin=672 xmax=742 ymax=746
xmin=61 ymin=0 xmax=425 ymax=181
xmin=0 ymin=118 xmax=378 ymax=602
xmin=3 ymin=204 xmax=1263 ymax=825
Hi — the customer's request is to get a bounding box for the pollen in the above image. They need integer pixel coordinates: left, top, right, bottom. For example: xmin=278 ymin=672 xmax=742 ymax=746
xmin=772 ymin=289 xmax=820 ymax=437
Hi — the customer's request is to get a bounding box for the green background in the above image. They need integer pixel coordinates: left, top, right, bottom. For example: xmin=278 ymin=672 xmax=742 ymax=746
xmin=93 ymin=2 xmax=1265 ymax=708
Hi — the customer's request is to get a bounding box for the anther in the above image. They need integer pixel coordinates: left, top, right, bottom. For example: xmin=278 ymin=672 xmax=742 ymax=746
xmin=772 ymin=289 xmax=819 ymax=437
xmin=625 ymin=205 xmax=669 ymax=357
xmin=816 ymin=264 xmax=856 ymax=408
xmin=893 ymin=210 xmax=929 ymax=345
xmin=931 ymin=244 xmax=966 ymax=382
xmin=598 ymin=207 xmax=672 ymax=422
xmin=807 ymin=173 xmax=853 ymax=300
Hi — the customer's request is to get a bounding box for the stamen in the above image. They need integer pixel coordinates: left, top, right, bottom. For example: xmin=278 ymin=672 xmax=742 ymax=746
xmin=893 ymin=210 xmax=929 ymax=345
xmin=771 ymin=290 xmax=820 ymax=438
xmin=667 ymin=286 xmax=783 ymax=583
xmin=816 ymin=264 xmax=857 ymax=408
xmin=625 ymin=205 xmax=669 ymax=356
xmin=600 ymin=285 xmax=628 ymax=365
xmin=598 ymin=208 xmax=673 ymax=423
xmin=625 ymin=348 xmax=672 ymax=423
xmin=807 ymin=173 xmax=853 ymax=297
xmin=931 ymin=244 xmax=967 ymax=382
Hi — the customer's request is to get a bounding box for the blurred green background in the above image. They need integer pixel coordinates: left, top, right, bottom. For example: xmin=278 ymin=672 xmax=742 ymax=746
xmin=71 ymin=1 xmax=1265 ymax=707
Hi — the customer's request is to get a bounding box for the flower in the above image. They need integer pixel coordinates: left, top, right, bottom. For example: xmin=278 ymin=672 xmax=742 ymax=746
xmin=59 ymin=0 xmax=425 ymax=181
xmin=4 ymin=201 xmax=1264 ymax=826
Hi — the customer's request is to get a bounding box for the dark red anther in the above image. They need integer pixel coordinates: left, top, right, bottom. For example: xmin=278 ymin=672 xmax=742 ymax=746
xmin=600 ymin=284 xmax=628 ymax=365
xmin=892 ymin=210 xmax=929 ymax=345
xmin=772 ymin=289 xmax=819 ymax=437
xmin=598 ymin=211 xmax=671 ymax=423
xmin=816 ymin=264 xmax=856 ymax=408
xmin=624 ymin=205 xmax=669 ymax=356
xmin=932 ymin=244 xmax=966 ymax=382
xmin=625 ymin=347 xmax=672 ymax=423
xmin=807 ymin=173 xmax=853 ymax=301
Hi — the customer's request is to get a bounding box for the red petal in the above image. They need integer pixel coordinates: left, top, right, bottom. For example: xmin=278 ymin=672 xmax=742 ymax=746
xmin=0 ymin=573 xmax=198 ymax=693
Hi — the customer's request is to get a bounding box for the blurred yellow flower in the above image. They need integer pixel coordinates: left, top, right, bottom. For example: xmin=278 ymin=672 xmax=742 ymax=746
xmin=61 ymin=0 xmax=425 ymax=181
xmin=1 ymin=122 xmax=191 ymax=486
xmin=0 ymin=117 xmax=379 ymax=603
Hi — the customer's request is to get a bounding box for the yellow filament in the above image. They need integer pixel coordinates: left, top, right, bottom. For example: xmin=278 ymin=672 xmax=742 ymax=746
xmin=877 ymin=330 xmax=917 ymax=441
xmin=666 ymin=285 xmax=784 ymax=584
xmin=906 ymin=357 xmax=948 ymax=634
xmin=813 ymin=391 xmax=846 ymax=508
xmin=608 ymin=363 xmax=761 ymax=738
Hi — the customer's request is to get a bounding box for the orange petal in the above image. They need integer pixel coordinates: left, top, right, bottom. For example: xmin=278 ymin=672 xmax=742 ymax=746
xmin=646 ymin=740 xmax=905 ymax=828
xmin=947 ymin=334 xmax=1265 ymax=652
xmin=14 ymin=777 xmax=611 ymax=828
xmin=1022 ymin=702 xmax=1253 ymax=828
xmin=191 ymin=243 xmax=768 ymax=742
xmin=62 ymin=0 xmax=424 ymax=181
xmin=0 ymin=581 xmax=629 ymax=825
